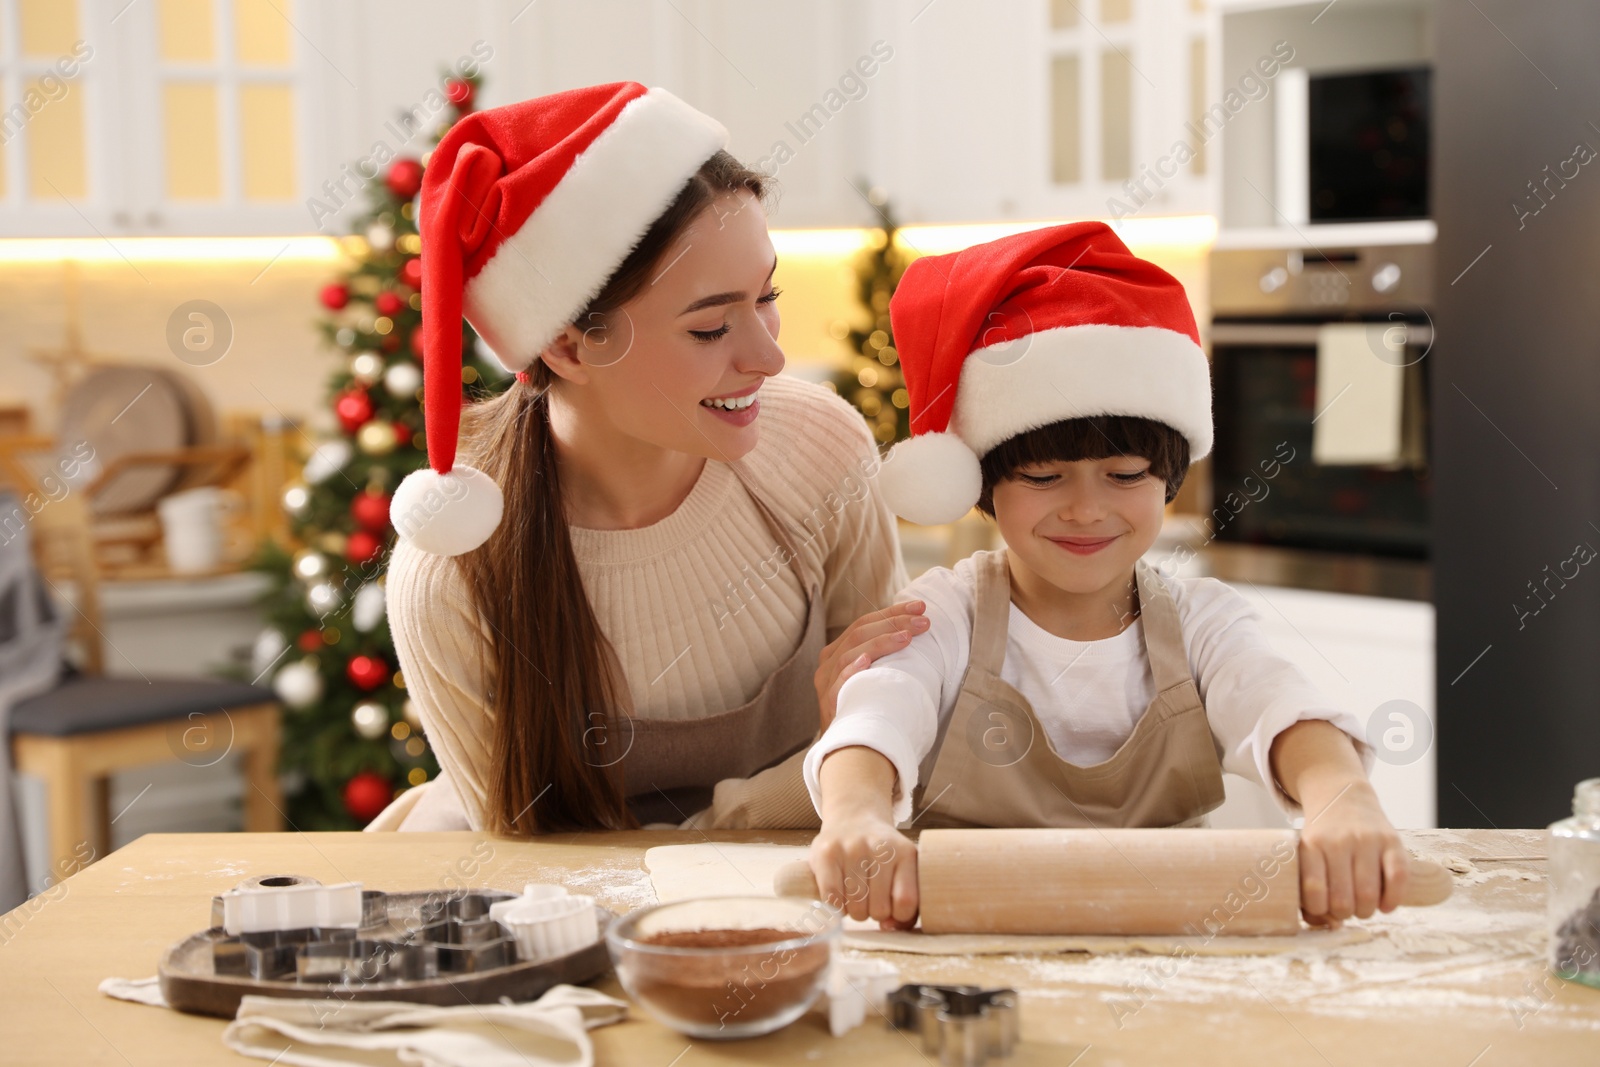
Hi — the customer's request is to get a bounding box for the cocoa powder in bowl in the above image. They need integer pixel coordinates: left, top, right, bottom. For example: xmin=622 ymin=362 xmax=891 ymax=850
xmin=628 ymin=927 xmax=831 ymax=1032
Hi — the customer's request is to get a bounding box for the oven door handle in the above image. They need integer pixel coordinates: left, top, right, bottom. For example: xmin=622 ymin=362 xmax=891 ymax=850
xmin=1209 ymin=322 xmax=1433 ymax=346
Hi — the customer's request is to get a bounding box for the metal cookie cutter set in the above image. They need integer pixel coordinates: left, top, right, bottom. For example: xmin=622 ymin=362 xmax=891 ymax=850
xmin=888 ymin=983 xmax=1020 ymax=1066
xmin=205 ymin=875 xmax=597 ymax=984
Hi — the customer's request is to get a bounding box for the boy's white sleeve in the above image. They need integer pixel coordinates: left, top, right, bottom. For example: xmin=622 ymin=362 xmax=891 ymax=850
xmin=803 ymin=565 xmax=974 ymax=826
xmin=1178 ymin=577 xmax=1375 ymax=818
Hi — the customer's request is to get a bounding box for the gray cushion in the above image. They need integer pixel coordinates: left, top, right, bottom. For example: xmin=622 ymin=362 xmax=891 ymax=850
xmin=10 ymin=676 xmax=275 ymax=737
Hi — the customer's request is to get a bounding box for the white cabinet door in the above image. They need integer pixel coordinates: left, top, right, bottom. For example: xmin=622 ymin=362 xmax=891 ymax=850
xmin=1222 ymin=580 xmax=1437 ymax=830
xmin=0 ymin=0 xmax=335 ymax=237
xmin=883 ymin=0 xmax=1216 ymax=225
xmin=0 ymin=0 xmax=117 ymax=235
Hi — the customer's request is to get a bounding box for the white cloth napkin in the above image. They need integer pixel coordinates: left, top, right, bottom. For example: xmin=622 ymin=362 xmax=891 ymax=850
xmin=98 ymin=977 xmax=625 ymax=1067
xmin=98 ymin=976 xmax=169 ymax=1007
xmin=222 ymin=985 xmax=626 ymax=1067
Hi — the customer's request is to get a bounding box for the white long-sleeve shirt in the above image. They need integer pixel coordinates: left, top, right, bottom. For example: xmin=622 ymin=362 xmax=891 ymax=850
xmin=803 ymin=553 xmax=1373 ymax=826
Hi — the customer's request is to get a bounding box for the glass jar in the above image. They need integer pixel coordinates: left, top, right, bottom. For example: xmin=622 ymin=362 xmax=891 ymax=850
xmin=1549 ymin=778 xmax=1600 ymax=987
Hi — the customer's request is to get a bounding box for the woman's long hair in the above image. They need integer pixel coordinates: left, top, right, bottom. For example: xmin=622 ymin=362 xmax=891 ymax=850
xmin=456 ymin=151 xmax=769 ymax=834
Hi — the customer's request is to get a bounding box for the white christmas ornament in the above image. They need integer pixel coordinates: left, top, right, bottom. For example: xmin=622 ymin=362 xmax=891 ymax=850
xmin=250 ymin=628 xmax=287 ymax=678
xmin=390 ymin=465 xmax=503 ymax=557
xmin=351 ymin=701 xmax=389 ymax=740
xmin=349 ymin=352 xmax=384 ymax=385
xmin=351 ymin=581 xmax=387 ymax=632
xmin=302 ymin=440 xmax=352 ymax=485
xmin=366 ymin=221 xmax=394 ymax=252
xmin=274 ymin=658 xmax=323 ymax=708
xmin=281 ymin=483 xmax=310 ymax=517
xmin=305 ymin=580 xmax=342 ymax=617
xmin=383 ymin=361 xmax=423 ymax=399
xmin=292 ymin=549 xmax=329 ymax=581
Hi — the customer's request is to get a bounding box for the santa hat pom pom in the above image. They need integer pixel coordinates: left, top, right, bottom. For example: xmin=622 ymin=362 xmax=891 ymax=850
xmin=878 ymin=432 xmax=983 ymax=526
xmin=390 ymin=465 xmax=504 ymax=557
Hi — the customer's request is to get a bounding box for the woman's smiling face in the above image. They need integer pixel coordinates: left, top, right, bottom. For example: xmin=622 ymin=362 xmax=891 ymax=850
xmin=557 ymin=189 xmax=783 ymax=461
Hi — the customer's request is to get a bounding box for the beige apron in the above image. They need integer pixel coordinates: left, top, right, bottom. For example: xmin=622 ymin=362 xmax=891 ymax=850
xmin=371 ymin=460 xmax=827 ymax=833
xmin=608 ymin=460 xmax=826 ymax=827
xmin=913 ymin=549 xmax=1226 ymax=830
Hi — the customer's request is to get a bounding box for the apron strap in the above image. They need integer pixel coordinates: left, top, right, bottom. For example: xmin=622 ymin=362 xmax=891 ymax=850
xmin=729 ymin=459 xmax=820 ymax=594
xmin=1135 ymin=561 xmax=1192 ymax=695
xmin=968 ymin=550 xmax=1013 ymax=674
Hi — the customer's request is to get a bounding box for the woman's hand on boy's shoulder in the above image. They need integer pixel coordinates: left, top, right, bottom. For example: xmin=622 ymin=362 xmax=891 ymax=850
xmin=815 ymin=600 xmax=928 ymax=731
xmin=808 ymin=813 xmax=920 ymax=929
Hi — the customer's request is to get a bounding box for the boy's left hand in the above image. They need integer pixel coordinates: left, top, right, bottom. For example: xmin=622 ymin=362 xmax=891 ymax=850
xmin=1297 ymin=780 xmax=1409 ymax=926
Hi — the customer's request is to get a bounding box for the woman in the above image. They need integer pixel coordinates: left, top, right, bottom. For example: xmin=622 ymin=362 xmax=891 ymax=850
xmin=367 ymin=82 xmax=914 ymax=833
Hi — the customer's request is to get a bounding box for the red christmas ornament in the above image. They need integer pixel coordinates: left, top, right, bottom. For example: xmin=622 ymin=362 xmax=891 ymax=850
xmin=346 ymin=654 xmax=391 ymax=691
xmin=351 ymin=490 xmax=391 ymax=532
xmin=409 ymin=328 xmax=426 ymax=358
xmin=394 ymin=421 xmax=414 ymax=449
xmin=384 ymin=157 xmax=424 ymax=201
xmin=399 ymin=256 xmax=423 ymax=291
xmin=374 ymin=291 xmax=404 ymax=317
xmin=343 ymin=771 xmax=392 ymax=823
xmin=334 ymin=389 xmax=374 ymax=434
xmin=381 ymin=332 xmax=402 ymax=353
xmin=296 ymin=629 xmax=323 ymax=652
xmin=445 ymin=79 xmax=475 ymax=109
xmin=319 ymin=283 xmax=349 ymax=310
xmin=346 ymin=530 xmax=382 ymax=565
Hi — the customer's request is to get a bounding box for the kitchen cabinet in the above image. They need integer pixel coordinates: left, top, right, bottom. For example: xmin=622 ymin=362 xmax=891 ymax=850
xmin=3 ymin=0 xmax=1224 ymax=237
xmin=877 ymin=0 xmax=1216 ymax=225
xmin=0 ymin=0 xmax=338 ymax=237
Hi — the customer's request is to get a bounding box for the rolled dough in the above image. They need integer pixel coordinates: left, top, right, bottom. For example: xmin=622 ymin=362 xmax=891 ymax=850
xmin=641 ymin=843 xmax=1372 ymax=957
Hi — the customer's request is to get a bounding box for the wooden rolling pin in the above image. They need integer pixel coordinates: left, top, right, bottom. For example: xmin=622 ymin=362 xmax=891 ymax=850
xmin=774 ymin=828 xmax=1452 ymax=936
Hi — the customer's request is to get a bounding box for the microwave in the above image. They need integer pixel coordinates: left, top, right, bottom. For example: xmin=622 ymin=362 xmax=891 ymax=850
xmin=1308 ymin=66 xmax=1432 ymax=223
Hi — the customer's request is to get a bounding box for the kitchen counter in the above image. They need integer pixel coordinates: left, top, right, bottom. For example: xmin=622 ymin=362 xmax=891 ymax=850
xmin=1 ymin=828 xmax=1593 ymax=1065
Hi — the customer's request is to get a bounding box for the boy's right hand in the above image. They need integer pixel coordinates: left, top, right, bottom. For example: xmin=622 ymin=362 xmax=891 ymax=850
xmin=813 ymin=746 xmax=920 ymax=928
xmin=808 ymin=814 xmax=919 ymax=928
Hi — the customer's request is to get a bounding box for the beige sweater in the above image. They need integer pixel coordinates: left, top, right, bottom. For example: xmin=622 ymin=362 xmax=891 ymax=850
xmin=386 ymin=373 xmax=907 ymax=830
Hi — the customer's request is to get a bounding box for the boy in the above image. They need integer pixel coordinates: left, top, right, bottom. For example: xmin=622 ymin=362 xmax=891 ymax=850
xmin=804 ymin=222 xmax=1407 ymax=929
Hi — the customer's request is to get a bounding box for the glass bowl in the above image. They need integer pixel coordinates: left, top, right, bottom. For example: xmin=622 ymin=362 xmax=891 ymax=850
xmin=606 ymin=896 xmax=841 ymax=1039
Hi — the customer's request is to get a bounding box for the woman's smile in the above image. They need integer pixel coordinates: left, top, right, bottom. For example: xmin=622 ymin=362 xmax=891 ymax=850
xmin=700 ymin=381 xmax=762 ymax=425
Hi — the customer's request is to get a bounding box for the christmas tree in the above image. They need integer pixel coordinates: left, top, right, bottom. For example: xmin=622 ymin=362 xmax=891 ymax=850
xmin=829 ymin=183 xmax=912 ymax=447
xmin=249 ymin=71 xmax=508 ymax=830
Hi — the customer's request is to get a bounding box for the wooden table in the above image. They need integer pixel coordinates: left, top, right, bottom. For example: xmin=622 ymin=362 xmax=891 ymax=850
xmin=1 ymin=828 xmax=1596 ymax=1065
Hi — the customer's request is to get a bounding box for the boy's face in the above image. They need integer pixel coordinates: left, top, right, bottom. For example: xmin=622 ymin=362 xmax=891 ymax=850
xmin=990 ymin=454 xmax=1167 ymax=600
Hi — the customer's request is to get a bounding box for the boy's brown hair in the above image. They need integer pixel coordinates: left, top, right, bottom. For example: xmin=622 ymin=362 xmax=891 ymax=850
xmin=975 ymin=416 xmax=1191 ymax=516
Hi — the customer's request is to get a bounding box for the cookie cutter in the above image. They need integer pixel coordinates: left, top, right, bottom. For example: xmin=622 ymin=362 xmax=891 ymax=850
xmin=207 ymin=876 xmax=523 ymax=984
xmin=417 ymin=890 xmax=516 ymax=926
xmin=219 ymin=876 xmax=364 ymax=935
xmin=887 ymin=983 xmax=1019 ymax=1066
xmin=489 ymin=884 xmax=601 ymax=963
xmin=297 ymin=939 xmax=438 ymax=983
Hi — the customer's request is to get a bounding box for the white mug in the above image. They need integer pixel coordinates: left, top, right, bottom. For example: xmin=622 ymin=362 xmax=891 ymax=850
xmin=158 ymin=487 xmax=244 ymax=574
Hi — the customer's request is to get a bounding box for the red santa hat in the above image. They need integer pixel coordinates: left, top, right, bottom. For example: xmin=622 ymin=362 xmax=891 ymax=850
xmin=390 ymin=82 xmax=728 ymax=556
xmin=879 ymin=221 xmax=1213 ymax=526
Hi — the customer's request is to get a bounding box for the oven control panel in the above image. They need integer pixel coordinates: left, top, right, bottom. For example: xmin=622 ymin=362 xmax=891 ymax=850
xmin=1210 ymin=243 xmax=1434 ymax=317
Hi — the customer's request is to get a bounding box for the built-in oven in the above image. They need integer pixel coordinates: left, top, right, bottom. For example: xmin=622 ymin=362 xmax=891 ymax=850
xmin=1204 ymin=238 xmax=1434 ymax=599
